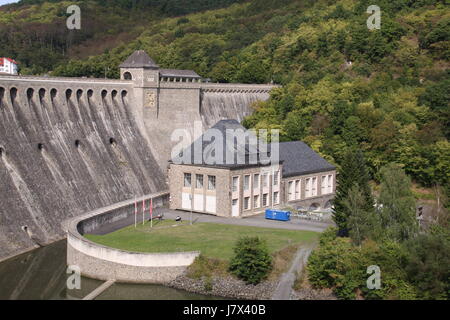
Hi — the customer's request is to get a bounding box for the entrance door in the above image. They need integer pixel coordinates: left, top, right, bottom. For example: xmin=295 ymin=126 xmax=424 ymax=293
xmin=232 ymin=199 xmax=239 ymax=217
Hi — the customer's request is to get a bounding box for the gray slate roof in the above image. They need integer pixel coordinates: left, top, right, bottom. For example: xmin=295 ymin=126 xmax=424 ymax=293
xmin=277 ymin=141 xmax=336 ymax=177
xmin=171 ymin=119 xmax=268 ymax=168
xmin=170 ymin=120 xmax=335 ymax=175
xmin=160 ymin=69 xmax=200 ymax=78
xmin=119 ymin=50 xmax=159 ymax=69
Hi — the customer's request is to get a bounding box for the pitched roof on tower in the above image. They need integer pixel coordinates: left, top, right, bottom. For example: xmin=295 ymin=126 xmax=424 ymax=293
xmin=119 ymin=50 xmax=159 ymax=69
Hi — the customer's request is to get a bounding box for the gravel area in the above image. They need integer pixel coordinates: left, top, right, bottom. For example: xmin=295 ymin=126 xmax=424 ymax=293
xmin=168 ymin=273 xmax=278 ymax=300
xmin=291 ymin=288 xmax=337 ymax=300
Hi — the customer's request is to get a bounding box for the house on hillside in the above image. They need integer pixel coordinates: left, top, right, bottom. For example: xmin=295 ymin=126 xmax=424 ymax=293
xmin=168 ymin=119 xmax=336 ymax=218
xmin=0 ymin=58 xmax=18 ymax=75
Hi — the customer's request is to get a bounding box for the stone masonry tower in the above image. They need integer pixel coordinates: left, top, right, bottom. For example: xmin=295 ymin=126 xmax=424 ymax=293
xmin=119 ymin=50 xmax=159 ymax=116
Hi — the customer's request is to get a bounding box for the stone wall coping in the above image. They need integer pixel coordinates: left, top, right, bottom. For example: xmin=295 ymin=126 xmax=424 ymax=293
xmin=201 ymin=83 xmax=279 ymax=89
xmin=0 ymin=74 xmax=133 ymax=85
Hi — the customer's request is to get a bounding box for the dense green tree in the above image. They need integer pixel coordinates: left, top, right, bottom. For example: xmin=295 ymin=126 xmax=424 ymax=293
xmin=403 ymin=233 xmax=450 ymax=300
xmin=344 ymin=184 xmax=380 ymax=246
xmin=378 ymin=163 xmax=419 ymax=241
xmin=229 ymin=236 xmax=272 ymax=285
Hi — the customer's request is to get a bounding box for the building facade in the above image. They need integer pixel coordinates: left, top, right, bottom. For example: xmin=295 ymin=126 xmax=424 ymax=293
xmin=168 ymin=120 xmax=337 ymax=218
xmin=0 ymin=58 xmax=18 ymax=75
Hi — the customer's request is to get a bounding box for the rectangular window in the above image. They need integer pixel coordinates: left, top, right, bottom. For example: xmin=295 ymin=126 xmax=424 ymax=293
xmin=312 ymin=177 xmax=317 ymax=196
xmin=232 ymin=176 xmax=239 ymax=192
xmin=328 ymin=175 xmax=333 ymax=194
xmin=295 ymin=180 xmax=301 ymax=199
xmin=273 ymin=171 xmax=279 ymax=186
xmin=184 ymin=173 xmax=192 ymax=188
xmin=244 ymin=197 xmax=250 ymax=210
xmin=254 ymin=195 xmax=260 ymax=208
xmin=244 ymin=175 xmax=250 ymax=191
xmin=254 ymin=174 xmax=260 ymax=189
xmin=263 ymin=173 xmax=268 ymax=188
xmin=288 ymin=181 xmax=294 ymax=201
xmin=322 ymin=176 xmax=327 ymax=195
xmin=208 ymin=175 xmax=216 ymax=191
xmin=262 ymin=194 xmax=268 ymax=207
xmin=305 ymin=178 xmax=311 ymax=198
xmin=196 ymin=174 xmax=203 ymax=189
xmin=273 ymin=192 xmax=279 ymax=205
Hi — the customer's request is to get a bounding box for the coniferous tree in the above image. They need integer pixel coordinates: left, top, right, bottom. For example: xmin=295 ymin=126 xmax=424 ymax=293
xmin=333 ymin=148 xmax=374 ymax=236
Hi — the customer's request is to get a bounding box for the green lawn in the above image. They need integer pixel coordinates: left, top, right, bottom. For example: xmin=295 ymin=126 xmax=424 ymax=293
xmin=85 ymin=221 xmax=319 ymax=260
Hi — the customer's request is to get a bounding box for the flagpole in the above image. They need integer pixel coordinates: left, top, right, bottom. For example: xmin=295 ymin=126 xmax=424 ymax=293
xmin=134 ymin=196 xmax=137 ymax=228
xmin=150 ymin=198 xmax=153 ymax=229
xmin=142 ymin=198 xmax=145 ymax=226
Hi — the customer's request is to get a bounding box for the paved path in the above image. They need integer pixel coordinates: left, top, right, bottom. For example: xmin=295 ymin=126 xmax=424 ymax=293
xmin=91 ymin=208 xmax=332 ymax=235
xmin=271 ymin=244 xmax=315 ymax=300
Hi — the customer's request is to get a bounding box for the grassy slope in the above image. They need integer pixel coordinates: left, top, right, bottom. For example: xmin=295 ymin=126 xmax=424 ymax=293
xmin=85 ymin=221 xmax=319 ymax=260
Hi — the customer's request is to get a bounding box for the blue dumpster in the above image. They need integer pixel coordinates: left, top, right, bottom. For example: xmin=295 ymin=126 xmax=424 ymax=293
xmin=265 ymin=209 xmax=291 ymax=222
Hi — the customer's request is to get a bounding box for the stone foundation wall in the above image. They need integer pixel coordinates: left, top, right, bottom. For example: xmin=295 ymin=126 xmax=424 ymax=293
xmin=67 ymin=242 xmax=196 ymax=284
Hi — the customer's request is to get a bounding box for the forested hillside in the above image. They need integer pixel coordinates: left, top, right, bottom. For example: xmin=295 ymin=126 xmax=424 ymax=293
xmin=1 ymin=0 xmax=449 ymax=195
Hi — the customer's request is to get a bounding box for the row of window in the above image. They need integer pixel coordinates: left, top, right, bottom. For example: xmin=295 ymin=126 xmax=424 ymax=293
xmin=184 ymin=173 xmax=216 ymax=191
xmin=233 ymin=171 xmax=280 ymax=193
xmin=287 ymin=175 xmax=334 ymax=201
xmin=241 ymin=190 xmax=280 ymax=211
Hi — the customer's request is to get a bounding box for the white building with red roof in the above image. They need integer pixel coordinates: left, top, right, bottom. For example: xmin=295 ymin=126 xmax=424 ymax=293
xmin=0 ymin=57 xmax=18 ymax=75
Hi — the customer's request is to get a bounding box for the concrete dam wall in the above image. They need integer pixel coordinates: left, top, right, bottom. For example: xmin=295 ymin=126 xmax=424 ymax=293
xmin=201 ymin=89 xmax=270 ymax=128
xmin=0 ymin=77 xmax=166 ymax=261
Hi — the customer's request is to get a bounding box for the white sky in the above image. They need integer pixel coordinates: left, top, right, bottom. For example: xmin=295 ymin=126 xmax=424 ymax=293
xmin=0 ymin=0 xmax=20 ymax=6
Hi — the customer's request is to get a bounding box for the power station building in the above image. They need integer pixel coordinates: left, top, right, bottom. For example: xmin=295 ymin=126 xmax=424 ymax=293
xmin=168 ymin=120 xmax=336 ymax=218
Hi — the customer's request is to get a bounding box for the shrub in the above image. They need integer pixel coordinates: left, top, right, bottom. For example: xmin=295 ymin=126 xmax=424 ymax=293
xmin=307 ymin=234 xmax=418 ymax=300
xmin=187 ymin=254 xmax=228 ymax=280
xmin=229 ymin=237 xmax=273 ymax=285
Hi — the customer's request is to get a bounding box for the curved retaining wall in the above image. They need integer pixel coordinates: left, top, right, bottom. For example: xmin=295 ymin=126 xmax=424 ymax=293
xmin=67 ymin=192 xmax=200 ymax=284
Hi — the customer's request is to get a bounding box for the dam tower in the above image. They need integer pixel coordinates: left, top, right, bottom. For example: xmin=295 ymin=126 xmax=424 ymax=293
xmin=119 ymin=50 xmax=160 ymax=118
